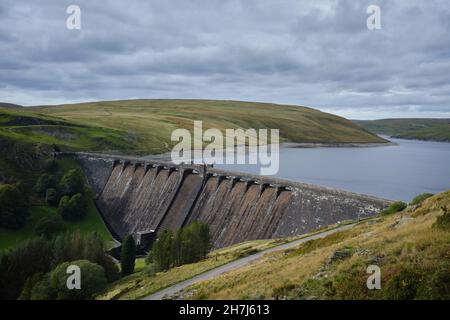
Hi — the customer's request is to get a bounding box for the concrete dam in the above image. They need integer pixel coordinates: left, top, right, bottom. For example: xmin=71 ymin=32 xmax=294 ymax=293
xmin=70 ymin=153 xmax=391 ymax=250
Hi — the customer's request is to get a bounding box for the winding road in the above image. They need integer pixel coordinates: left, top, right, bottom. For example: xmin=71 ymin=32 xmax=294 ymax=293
xmin=142 ymin=223 xmax=355 ymax=300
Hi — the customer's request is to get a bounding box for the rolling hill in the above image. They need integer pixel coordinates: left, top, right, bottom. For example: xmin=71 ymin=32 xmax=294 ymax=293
xmin=355 ymin=118 xmax=450 ymax=142
xmin=29 ymin=99 xmax=387 ymax=154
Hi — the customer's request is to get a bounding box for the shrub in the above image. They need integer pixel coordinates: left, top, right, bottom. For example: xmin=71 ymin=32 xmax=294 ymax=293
xmin=18 ymin=273 xmax=46 ymax=300
xmin=142 ymin=263 xmax=158 ymax=276
xmin=384 ymin=267 xmax=423 ymax=300
xmin=120 ymin=235 xmax=136 ymax=276
xmin=59 ymin=168 xmax=85 ymax=197
xmin=45 ymin=188 xmax=59 ymax=206
xmin=149 ymin=230 xmax=173 ymax=272
xmin=380 ymin=201 xmax=407 ymax=215
xmin=423 ymin=262 xmax=450 ymax=299
xmin=42 ymin=159 xmax=59 ymax=173
xmin=26 ymin=260 xmax=107 ymax=300
xmin=50 ymin=260 xmax=107 ymax=300
xmin=433 ymin=206 xmax=450 ymax=230
xmin=33 ymin=215 xmax=64 ymax=237
xmin=2 ymin=232 xmax=118 ymax=300
xmin=0 ymin=183 xmax=29 ymax=229
xmin=0 ymin=237 xmax=53 ymax=299
xmin=58 ymin=193 xmax=86 ymax=221
xmin=34 ymin=174 xmax=58 ymax=197
xmin=410 ymin=193 xmax=434 ymax=206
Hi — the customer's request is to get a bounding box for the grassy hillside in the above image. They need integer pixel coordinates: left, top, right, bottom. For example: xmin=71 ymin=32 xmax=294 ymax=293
xmin=30 ymin=99 xmax=386 ymax=154
xmin=0 ymin=107 xmax=140 ymax=183
xmin=98 ymin=232 xmax=337 ymax=300
xmin=0 ymin=108 xmax=117 ymax=249
xmin=355 ymin=119 xmax=450 ymax=142
xmin=175 ymin=191 xmax=450 ymax=300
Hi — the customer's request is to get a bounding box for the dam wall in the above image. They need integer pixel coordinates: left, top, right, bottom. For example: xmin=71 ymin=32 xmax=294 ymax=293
xmin=70 ymin=152 xmax=391 ymax=249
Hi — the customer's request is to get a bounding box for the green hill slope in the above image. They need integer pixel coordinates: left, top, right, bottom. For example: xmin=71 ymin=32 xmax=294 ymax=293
xmin=30 ymin=99 xmax=387 ymax=154
xmin=0 ymin=107 xmax=138 ymax=183
xmin=355 ymin=118 xmax=450 ymax=142
xmin=180 ymin=191 xmax=450 ymax=300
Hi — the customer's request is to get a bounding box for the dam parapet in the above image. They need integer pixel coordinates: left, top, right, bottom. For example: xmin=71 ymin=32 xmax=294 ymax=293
xmin=64 ymin=152 xmax=391 ymax=250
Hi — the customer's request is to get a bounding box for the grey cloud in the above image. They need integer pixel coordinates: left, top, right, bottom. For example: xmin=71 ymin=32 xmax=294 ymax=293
xmin=0 ymin=0 xmax=449 ymax=119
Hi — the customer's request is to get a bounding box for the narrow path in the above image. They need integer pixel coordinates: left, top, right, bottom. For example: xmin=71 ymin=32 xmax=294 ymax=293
xmin=142 ymin=223 xmax=355 ymax=300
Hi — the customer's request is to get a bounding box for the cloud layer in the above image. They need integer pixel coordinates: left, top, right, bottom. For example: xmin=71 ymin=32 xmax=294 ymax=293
xmin=1 ymin=0 xmax=449 ymax=119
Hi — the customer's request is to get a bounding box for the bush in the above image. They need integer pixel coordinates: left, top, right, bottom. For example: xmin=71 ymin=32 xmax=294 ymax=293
xmin=42 ymin=159 xmax=59 ymax=173
xmin=410 ymin=193 xmax=434 ymax=206
xmin=433 ymin=206 xmax=450 ymax=230
xmin=0 ymin=183 xmax=29 ymax=229
xmin=120 ymin=235 xmax=136 ymax=276
xmin=0 ymin=237 xmax=53 ymax=299
xmin=33 ymin=216 xmax=64 ymax=237
xmin=149 ymin=221 xmax=211 ymax=272
xmin=26 ymin=260 xmax=107 ymax=300
xmin=49 ymin=260 xmax=107 ymax=300
xmin=384 ymin=267 xmax=423 ymax=300
xmin=34 ymin=174 xmax=58 ymax=197
xmin=380 ymin=201 xmax=407 ymax=215
xmin=2 ymin=232 xmax=118 ymax=300
xmin=422 ymin=262 xmax=450 ymax=299
xmin=45 ymin=188 xmax=59 ymax=206
xmin=59 ymin=168 xmax=85 ymax=197
xmin=58 ymin=193 xmax=86 ymax=221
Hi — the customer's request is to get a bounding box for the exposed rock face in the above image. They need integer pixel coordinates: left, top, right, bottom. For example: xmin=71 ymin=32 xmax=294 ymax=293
xmin=72 ymin=153 xmax=391 ymax=249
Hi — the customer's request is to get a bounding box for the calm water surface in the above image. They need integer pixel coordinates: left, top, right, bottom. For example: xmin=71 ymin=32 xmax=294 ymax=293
xmin=215 ymin=137 xmax=450 ymax=201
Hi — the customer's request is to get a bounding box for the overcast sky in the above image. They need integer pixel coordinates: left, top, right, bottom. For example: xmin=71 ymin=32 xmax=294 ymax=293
xmin=1 ymin=0 xmax=449 ymax=119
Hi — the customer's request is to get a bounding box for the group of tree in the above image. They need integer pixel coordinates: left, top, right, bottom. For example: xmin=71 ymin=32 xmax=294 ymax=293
xmin=0 ymin=232 xmax=119 ymax=300
xmin=147 ymin=221 xmax=211 ymax=272
xmin=0 ymin=159 xmax=89 ymax=230
xmin=35 ymin=166 xmax=88 ymax=221
xmin=0 ymin=183 xmax=30 ymax=229
xmin=19 ymin=260 xmax=107 ymax=300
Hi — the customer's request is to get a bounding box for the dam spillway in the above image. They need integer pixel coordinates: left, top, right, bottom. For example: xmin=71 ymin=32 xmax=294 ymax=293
xmin=71 ymin=152 xmax=391 ymax=249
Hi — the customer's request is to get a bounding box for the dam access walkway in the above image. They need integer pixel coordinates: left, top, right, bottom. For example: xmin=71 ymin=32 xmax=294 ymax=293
xmin=142 ymin=223 xmax=355 ymax=300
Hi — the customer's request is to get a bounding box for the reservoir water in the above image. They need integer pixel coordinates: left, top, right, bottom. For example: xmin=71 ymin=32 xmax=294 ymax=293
xmin=213 ymin=137 xmax=450 ymax=201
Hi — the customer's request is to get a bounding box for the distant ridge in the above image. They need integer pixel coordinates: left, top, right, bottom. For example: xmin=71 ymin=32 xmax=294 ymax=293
xmin=0 ymin=102 xmax=22 ymax=109
xmin=355 ymin=118 xmax=450 ymax=142
xmin=29 ymin=99 xmax=388 ymax=152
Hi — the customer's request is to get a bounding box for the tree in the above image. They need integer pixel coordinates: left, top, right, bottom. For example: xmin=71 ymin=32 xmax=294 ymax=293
xmin=58 ymin=193 xmax=86 ymax=221
xmin=148 ymin=222 xmax=211 ymax=271
xmin=0 ymin=183 xmax=29 ymax=229
xmin=0 ymin=237 xmax=53 ymax=299
xmin=34 ymin=174 xmax=58 ymax=197
xmin=2 ymin=232 xmax=118 ymax=300
xmin=59 ymin=168 xmax=85 ymax=197
xmin=150 ymin=230 xmax=173 ymax=271
xmin=45 ymin=188 xmax=58 ymax=206
xmin=42 ymin=159 xmax=59 ymax=173
xmin=26 ymin=260 xmax=107 ymax=300
xmin=33 ymin=215 xmax=64 ymax=238
xmin=120 ymin=235 xmax=136 ymax=276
